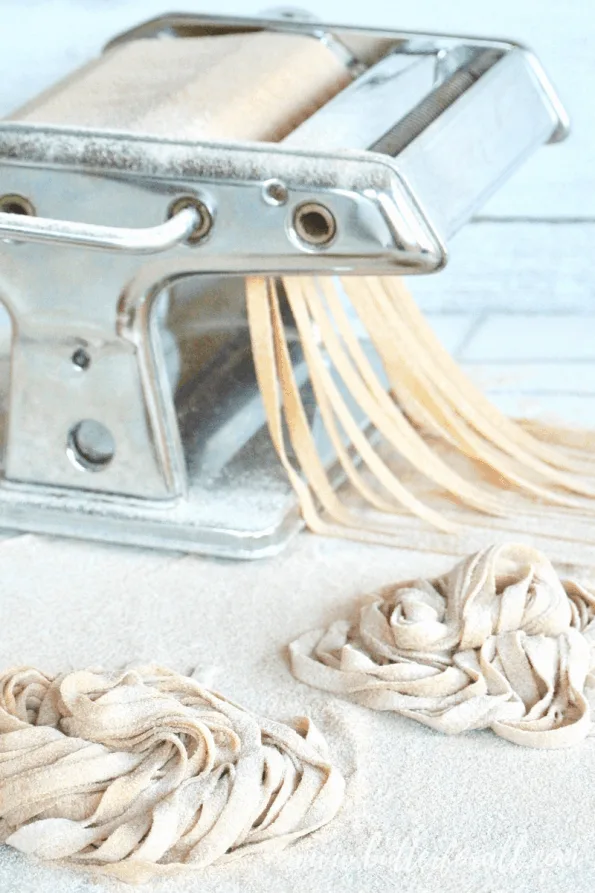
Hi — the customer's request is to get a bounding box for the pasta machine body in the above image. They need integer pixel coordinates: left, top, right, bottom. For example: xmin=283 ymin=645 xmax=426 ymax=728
xmin=0 ymin=11 xmax=567 ymax=556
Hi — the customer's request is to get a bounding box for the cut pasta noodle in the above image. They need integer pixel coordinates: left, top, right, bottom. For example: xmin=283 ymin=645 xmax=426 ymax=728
xmin=0 ymin=665 xmax=344 ymax=884
xmin=289 ymin=542 xmax=595 ymax=748
xmin=246 ymin=275 xmax=595 ymax=552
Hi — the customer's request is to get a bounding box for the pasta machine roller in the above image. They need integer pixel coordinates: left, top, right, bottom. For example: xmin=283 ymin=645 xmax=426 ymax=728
xmin=0 ymin=10 xmax=568 ymax=557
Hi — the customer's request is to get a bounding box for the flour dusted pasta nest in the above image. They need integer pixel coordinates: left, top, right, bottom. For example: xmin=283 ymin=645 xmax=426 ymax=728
xmin=290 ymin=543 xmax=595 ymax=747
xmin=0 ymin=665 xmax=344 ymax=883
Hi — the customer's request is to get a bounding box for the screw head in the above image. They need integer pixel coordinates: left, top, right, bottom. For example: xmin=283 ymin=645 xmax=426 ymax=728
xmin=262 ymin=179 xmax=289 ymax=206
xmin=72 ymin=347 xmax=91 ymax=371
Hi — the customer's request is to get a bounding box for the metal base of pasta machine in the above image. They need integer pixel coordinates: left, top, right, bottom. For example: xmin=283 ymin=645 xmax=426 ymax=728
xmin=0 ymin=11 xmax=568 ymax=557
xmin=0 ymin=285 xmax=377 ymax=558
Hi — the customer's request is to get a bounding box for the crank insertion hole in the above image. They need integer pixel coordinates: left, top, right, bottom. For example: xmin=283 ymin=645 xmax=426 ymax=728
xmin=292 ymin=202 xmax=336 ymax=247
xmin=0 ymin=194 xmax=35 ymax=216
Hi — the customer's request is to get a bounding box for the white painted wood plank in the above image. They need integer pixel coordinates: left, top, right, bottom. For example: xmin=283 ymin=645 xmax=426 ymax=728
xmin=482 ymin=393 xmax=595 ymax=429
xmin=0 ymin=0 xmax=590 ymax=218
xmin=460 ymin=315 xmax=595 ymax=362
xmin=463 ymin=362 xmax=595 ymax=394
xmin=425 ymin=315 xmax=478 ymax=355
xmin=462 ymin=360 xmax=595 ymax=425
xmin=410 ymin=223 xmax=595 ymax=314
xmin=351 ymin=313 xmax=478 ymax=353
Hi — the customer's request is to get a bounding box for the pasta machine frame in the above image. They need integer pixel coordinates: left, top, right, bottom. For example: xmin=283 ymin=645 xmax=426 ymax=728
xmin=0 ymin=11 xmax=568 ymax=557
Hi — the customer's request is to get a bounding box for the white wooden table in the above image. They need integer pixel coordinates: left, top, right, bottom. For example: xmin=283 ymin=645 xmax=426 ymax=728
xmin=0 ymin=4 xmax=593 ymax=892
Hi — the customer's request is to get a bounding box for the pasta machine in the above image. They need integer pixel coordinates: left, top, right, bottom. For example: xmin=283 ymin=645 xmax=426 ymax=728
xmin=0 ymin=10 xmax=568 ymax=557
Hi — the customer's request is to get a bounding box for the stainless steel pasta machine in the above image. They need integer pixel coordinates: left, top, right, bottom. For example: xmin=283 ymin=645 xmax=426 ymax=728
xmin=0 ymin=10 xmax=568 ymax=556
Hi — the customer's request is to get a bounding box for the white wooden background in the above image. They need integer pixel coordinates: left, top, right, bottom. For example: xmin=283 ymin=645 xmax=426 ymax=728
xmin=1 ymin=0 xmax=592 ymax=428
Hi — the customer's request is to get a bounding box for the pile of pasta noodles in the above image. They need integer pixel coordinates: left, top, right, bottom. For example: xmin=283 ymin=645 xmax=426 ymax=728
xmin=247 ymin=275 xmax=595 ymax=559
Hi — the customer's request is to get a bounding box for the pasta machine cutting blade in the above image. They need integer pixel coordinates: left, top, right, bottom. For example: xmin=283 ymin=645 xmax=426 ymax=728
xmin=0 ymin=10 xmax=568 ymax=557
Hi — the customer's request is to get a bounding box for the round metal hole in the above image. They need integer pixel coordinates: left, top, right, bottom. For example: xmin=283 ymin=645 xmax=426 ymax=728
xmin=0 ymin=194 xmax=35 ymax=216
xmin=292 ymin=202 xmax=336 ymax=247
xmin=71 ymin=347 xmax=91 ymax=371
xmin=67 ymin=420 xmax=115 ymax=472
xmin=262 ymin=179 xmax=288 ymax=206
xmin=168 ymin=196 xmax=212 ymax=244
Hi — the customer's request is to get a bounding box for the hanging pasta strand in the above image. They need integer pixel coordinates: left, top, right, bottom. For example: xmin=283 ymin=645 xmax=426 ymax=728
xmin=247 ymin=276 xmax=456 ymax=539
xmin=317 ymin=277 xmax=595 ymax=508
xmin=282 ymin=278 xmax=462 ymax=528
xmin=341 ymin=276 xmax=595 ymax=502
xmin=246 ymin=273 xmax=595 ymax=549
xmin=290 ymin=278 xmax=509 ymax=514
xmin=379 ymin=277 xmax=595 ymax=475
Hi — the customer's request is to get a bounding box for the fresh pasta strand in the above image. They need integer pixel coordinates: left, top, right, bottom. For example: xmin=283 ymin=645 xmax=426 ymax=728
xmin=246 ymin=275 xmax=595 ymax=548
